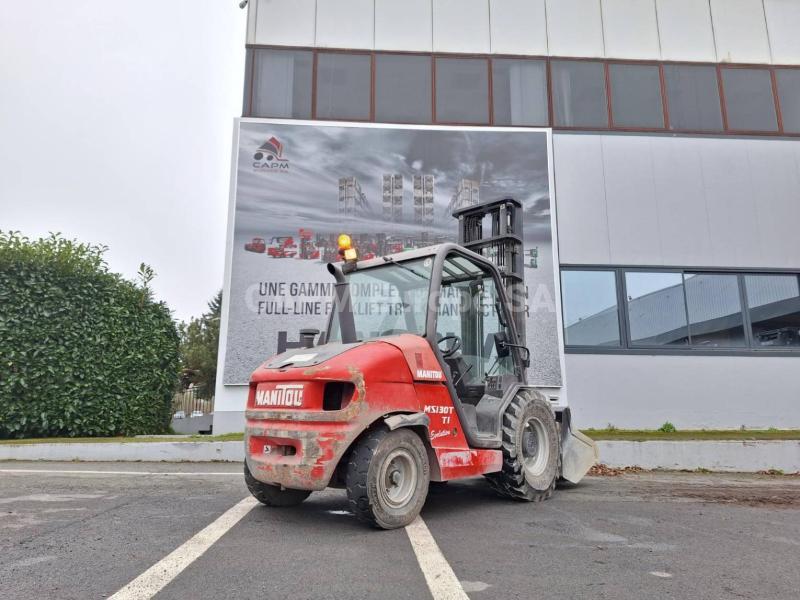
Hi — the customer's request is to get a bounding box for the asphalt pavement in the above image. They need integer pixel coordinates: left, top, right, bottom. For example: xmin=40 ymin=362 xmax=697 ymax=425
xmin=0 ymin=462 xmax=798 ymax=600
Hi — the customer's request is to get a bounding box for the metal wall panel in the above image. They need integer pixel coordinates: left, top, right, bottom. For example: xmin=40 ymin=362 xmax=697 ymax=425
xmin=545 ymin=0 xmax=605 ymax=58
xmin=489 ymin=0 xmax=548 ymax=55
xmin=710 ymin=0 xmax=771 ymax=63
xmin=655 ymin=0 xmax=716 ymax=62
xmin=649 ymin=139 xmax=714 ymax=266
xmin=554 ymin=134 xmax=800 ymax=269
xmin=565 ymin=353 xmax=800 ymax=428
xmin=316 ymin=0 xmax=375 ymax=49
xmin=552 ymin=135 xmax=611 ymax=264
xmin=253 ymin=0 xmax=317 ymax=47
xmin=745 ymin=140 xmax=800 ymax=268
xmin=601 ymin=136 xmax=663 ymax=264
xmin=698 ymin=139 xmax=764 ymax=266
xmin=375 ymin=0 xmax=433 ymax=51
xmin=601 ymin=0 xmax=661 ymax=60
xmin=432 ymin=0 xmax=491 ymax=53
xmin=764 ymin=0 xmax=800 ymax=65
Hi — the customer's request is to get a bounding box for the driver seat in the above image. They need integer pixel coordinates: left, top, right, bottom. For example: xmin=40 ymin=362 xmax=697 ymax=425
xmin=444 ymin=355 xmax=480 ymax=405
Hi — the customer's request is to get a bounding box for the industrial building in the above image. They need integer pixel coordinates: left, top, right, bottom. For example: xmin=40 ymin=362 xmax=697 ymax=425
xmin=413 ymin=174 xmax=435 ymax=225
xmin=337 ymin=176 xmax=369 ymax=217
xmin=214 ymin=0 xmax=800 ymax=433
xmin=382 ymin=173 xmax=403 ymax=222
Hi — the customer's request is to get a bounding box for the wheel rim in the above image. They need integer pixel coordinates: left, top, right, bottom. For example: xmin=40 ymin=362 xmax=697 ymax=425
xmin=378 ymin=448 xmax=417 ymax=509
xmin=521 ymin=417 xmax=550 ymax=477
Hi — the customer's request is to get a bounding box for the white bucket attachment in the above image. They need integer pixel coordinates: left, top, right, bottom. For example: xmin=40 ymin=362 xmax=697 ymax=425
xmin=561 ymin=428 xmax=598 ymax=483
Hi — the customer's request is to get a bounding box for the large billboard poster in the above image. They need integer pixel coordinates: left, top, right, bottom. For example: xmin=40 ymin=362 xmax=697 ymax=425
xmin=223 ymin=119 xmax=563 ymax=388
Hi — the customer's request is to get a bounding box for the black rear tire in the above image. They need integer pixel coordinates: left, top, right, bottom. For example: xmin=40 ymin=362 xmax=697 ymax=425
xmin=244 ymin=463 xmax=312 ymax=507
xmin=486 ymin=390 xmax=560 ymax=502
xmin=346 ymin=427 xmax=430 ymax=529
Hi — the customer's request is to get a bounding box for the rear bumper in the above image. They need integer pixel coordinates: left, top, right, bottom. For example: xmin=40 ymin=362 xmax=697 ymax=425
xmin=244 ymin=411 xmax=360 ymax=491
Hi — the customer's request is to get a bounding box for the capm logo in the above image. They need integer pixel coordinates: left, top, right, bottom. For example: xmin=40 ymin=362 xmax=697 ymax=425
xmin=253 ymin=136 xmax=290 ymax=171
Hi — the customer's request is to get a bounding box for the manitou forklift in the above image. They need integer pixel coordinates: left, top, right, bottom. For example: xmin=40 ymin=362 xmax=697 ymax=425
xmin=244 ymin=199 xmax=597 ymax=529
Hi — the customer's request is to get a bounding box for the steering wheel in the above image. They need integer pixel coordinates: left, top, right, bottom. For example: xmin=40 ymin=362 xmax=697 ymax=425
xmin=437 ymin=335 xmax=462 ymax=358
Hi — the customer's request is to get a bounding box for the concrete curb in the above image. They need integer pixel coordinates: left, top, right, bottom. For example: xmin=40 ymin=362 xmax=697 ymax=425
xmin=2 ymin=439 xmax=799 ymax=472
xmin=0 ymin=441 xmax=245 ymax=462
xmin=597 ymin=440 xmax=800 ymax=472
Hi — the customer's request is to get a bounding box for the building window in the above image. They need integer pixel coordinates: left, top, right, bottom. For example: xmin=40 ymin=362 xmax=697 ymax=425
xmin=721 ymin=67 xmax=778 ymax=132
xmin=609 ymin=64 xmax=664 ymax=129
xmin=551 ymin=60 xmax=608 ymax=128
xmin=664 ymin=64 xmax=723 ymax=132
xmin=561 ymin=270 xmax=621 ymax=347
xmin=684 ymin=273 xmax=746 ymax=348
xmin=316 ymin=52 xmax=372 ymax=121
xmin=625 ymin=271 xmax=689 ymax=346
xmin=744 ymin=275 xmax=800 ymax=348
xmin=375 ymin=54 xmax=432 ymax=124
xmin=491 ymin=59 xmax=548 ymax=126
xmin=251 ymin=49 xmax=313 ymax=119
xmin=775 ymin=69 xmax=800 ymax=134
xmin=562 ymin=267 xmax=800 ymax=353
xmin=435 ymin=57 xmax=489 ymax=124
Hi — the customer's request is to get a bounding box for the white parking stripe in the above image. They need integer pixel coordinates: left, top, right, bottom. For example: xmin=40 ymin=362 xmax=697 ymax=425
xmin=108 ymin=496 xmax=258 ymax=600
xmin=0 ymin=469 xmax=240 ymax=476
xmin=405 ymin=516 xmax=470 ymax=600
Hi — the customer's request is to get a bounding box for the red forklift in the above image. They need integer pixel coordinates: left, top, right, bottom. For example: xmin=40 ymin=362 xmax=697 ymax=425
xmin=267 ymin=236 xmax=298 ymax=259
xmin=244 ymin=199 xmax=596 ymax=529
xmin=244 ymin=237 xmax=267 ymax=253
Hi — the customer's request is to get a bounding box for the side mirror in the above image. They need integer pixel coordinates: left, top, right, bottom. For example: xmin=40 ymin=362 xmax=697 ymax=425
xmin=494 ymin=332 xmax=510 ymax=358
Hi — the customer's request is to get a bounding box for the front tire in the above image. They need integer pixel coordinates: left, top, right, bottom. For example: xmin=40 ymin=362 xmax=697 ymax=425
xmin=244 ymin=463 xmax=312 ymax=507
xmin=486 ymin=390 xmax=560 ymax=502
xmin=346 ymin=427 xmax=430 ymax=529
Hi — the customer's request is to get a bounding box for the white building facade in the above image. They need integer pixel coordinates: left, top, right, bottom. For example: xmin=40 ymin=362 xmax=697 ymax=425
xmin=215 ymin=0 xmax=800 ymax=433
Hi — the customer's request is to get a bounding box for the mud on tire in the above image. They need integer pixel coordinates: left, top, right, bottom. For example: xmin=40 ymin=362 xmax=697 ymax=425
xmin=346 ymin=427 xmax=430 ymax=529
xmin=485 ymin=390 xmax=560 ymax=502
xmin=244 ymin=462 xmax=312 ymax=507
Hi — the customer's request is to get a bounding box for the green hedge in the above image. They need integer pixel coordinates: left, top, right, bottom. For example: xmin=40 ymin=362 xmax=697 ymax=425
xmin=0 ymin=232 xmax=180 ymax=438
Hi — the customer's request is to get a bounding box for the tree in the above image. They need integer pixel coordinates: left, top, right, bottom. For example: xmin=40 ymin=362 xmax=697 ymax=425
xmin=178 ymin=290 xmax=222 ymax=398
xmin=0 ymin=232 xmax=180 ymax=438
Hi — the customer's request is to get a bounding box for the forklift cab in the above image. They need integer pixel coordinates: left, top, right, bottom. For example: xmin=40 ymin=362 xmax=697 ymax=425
xmin=325 ymin=243 xmax=529 ymax=447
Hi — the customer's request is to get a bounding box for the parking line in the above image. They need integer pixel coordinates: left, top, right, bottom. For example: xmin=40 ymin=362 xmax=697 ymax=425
xmin=405 ymin=516 xmax=470 ymax=600
xmin=108 ymin=496 xmax=258 ymax=600
xmin=0 ymin=469 xmax=240 ymax=476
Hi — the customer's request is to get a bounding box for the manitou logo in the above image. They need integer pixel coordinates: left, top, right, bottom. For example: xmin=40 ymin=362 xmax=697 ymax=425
xmin=255 ymin=383 xmax=304 ymax=407
xmin=253 ymin=136 xmax=290 ymax=171
xmin=416 ymin=369 xmax=443 ymax=380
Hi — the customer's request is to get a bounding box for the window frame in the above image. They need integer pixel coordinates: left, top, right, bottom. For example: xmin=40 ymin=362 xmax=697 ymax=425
xmin=313 ymin=48 xmax=374 ymax=123
xmin=561 ymin=265 xmax=800 ymax=356
xmin=242 ymin=45 xmax=800 ymax=138
xmin=718 ymin=64 xmax=782 ymax=135
xmin=606 ymin=59 xmax=669 ymax=132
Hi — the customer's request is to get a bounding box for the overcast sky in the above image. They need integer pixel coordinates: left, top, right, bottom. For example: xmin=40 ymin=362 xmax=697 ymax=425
xmin=0 ymin=1 xmax=247 ymax=322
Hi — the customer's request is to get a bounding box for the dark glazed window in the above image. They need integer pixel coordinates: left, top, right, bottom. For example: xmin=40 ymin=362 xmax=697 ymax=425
xmin=664 ymin=64 xmax=723 ymax=131
xmin=491 ymin=59 xmax=548 ymax=126
xmin=551 ymin=60 xmax=609 ymax=128
xmin=375 ymin=54 xmax=432 ymax=123
xmin=684 ymin=274 xmax=746 ymax=347
xmin=561 ymin=271 xmax=621 ymax=347
xmin=435 ymin=58 xmax=489 ymax=124
xmin=776 ymin=69 xmax=800 ymax=134
xmin=625 ymin=272 xmax=689 ymax=346
xmin=609 ymin=64 xmax=664 ymax=128
xmin=721 ymin=68 xmax=778 ymax=132
xmin=251 ymin=49 xmax=313 ymax=119
xmin=316 ymin=52 xmax=371 ymax=120
xmin=745 ymin=275 xmax=800 ymax=347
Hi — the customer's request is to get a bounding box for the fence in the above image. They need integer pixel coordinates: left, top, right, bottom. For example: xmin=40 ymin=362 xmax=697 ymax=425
xmin=172 ymin=387 xmax=214 ymax=419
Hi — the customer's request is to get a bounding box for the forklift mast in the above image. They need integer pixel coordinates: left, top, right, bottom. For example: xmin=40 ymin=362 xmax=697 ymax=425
xmin=453 ymin=198 xmax=526 ymax=347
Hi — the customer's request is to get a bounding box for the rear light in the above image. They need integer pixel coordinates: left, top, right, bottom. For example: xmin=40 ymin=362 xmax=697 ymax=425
xmin=322 ymin=382 xmax=355 ymax=411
